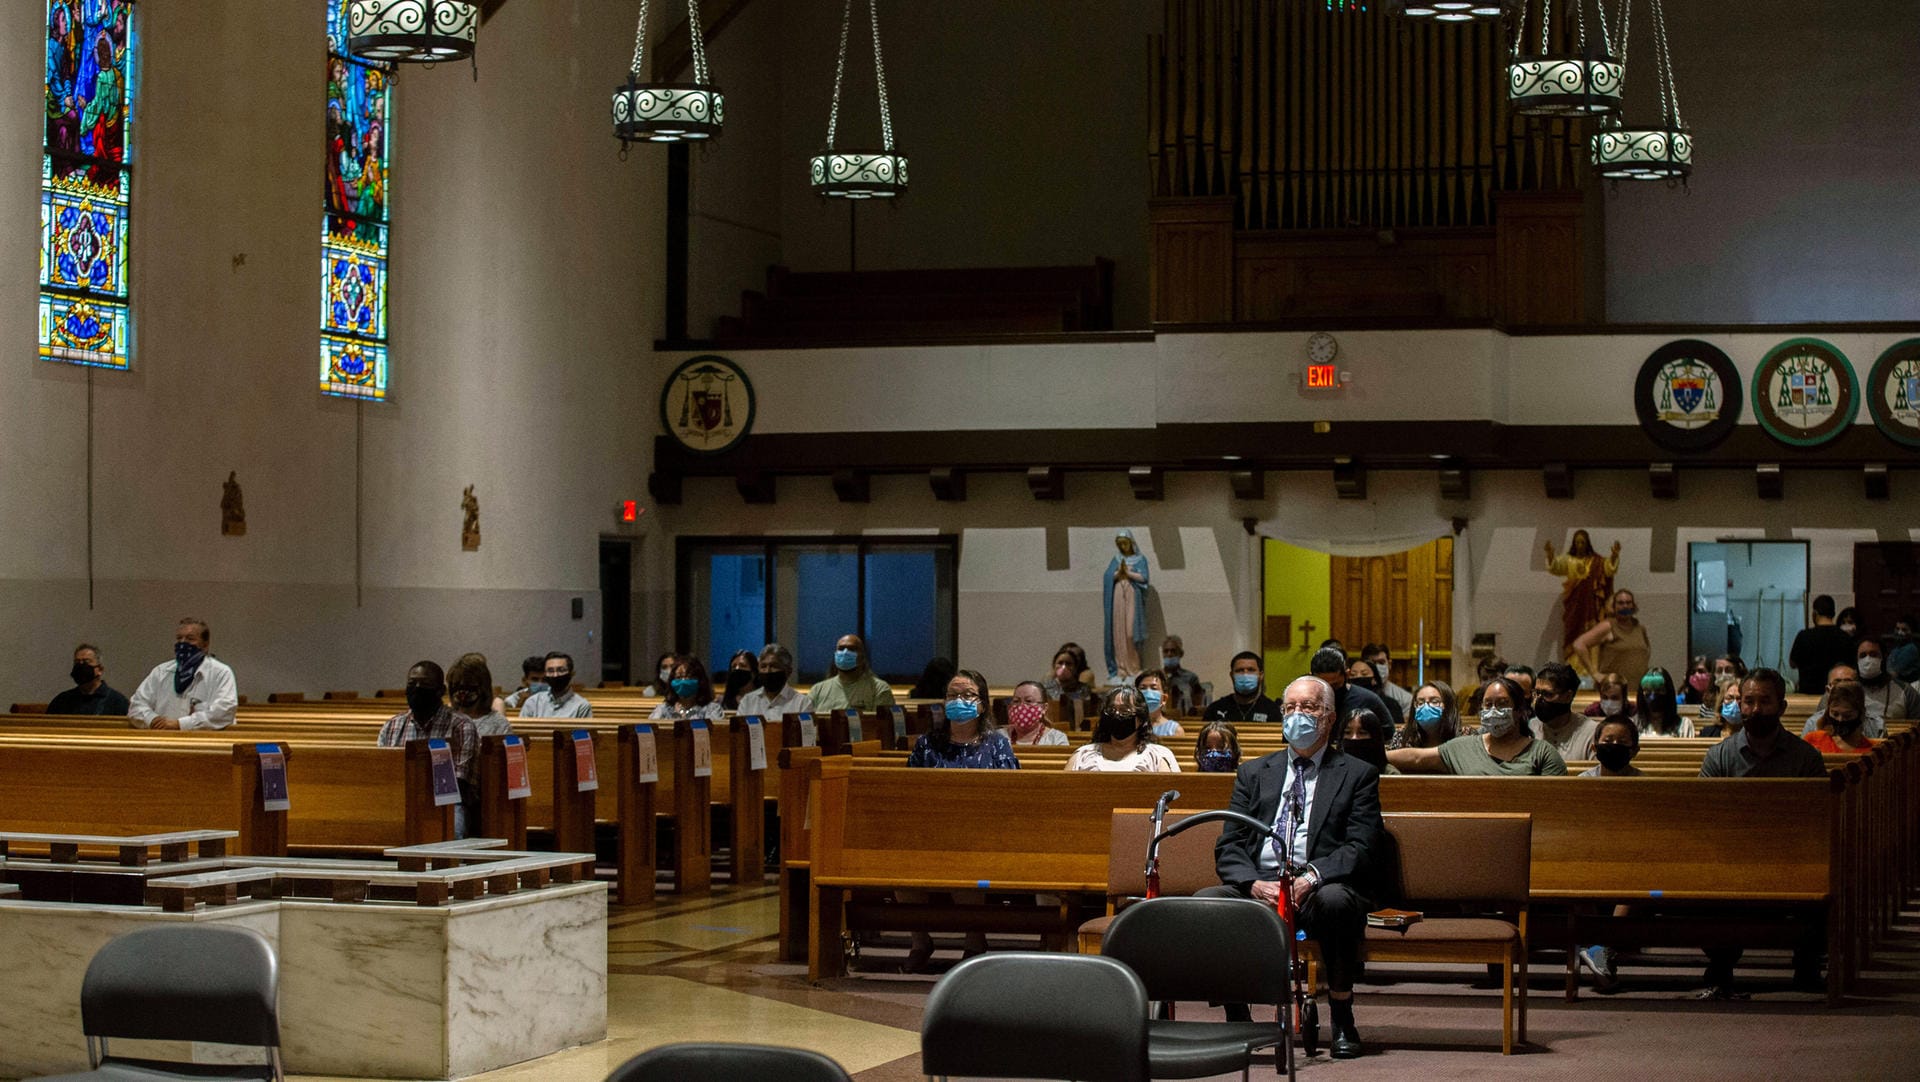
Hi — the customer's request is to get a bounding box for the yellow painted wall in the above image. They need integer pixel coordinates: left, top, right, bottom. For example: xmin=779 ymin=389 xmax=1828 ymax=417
xmin=1263 ymin=540 xmax=1331 ymax=681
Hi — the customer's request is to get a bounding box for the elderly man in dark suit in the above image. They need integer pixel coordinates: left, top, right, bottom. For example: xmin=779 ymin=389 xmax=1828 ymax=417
xmin=1200 ymin=674 xmax=1384 ymax=1059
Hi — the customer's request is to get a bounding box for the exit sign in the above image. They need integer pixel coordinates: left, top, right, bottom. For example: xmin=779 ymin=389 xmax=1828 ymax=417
xmin=1306 ymin=363 xmax=1339 ymax=389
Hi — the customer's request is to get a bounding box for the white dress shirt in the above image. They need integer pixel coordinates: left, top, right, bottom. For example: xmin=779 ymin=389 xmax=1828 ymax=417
xmin=736 ymin=685 xmax=814 ymax=721
xmin=1258 ymin=742 xmax=1327 ymax=877
xmin=128 ymin=656 xmax=239 ymax=731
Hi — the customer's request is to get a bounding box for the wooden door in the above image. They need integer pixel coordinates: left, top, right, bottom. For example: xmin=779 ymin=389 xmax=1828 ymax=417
xmin=1853 ymin=543 xmax=1920 ymax=637
xmin=1330 ymin=537 xmax=1454 ymax=686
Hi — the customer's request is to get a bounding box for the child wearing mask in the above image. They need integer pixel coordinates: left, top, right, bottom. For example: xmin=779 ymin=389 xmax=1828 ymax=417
xmin=1193 ymin=721 xmax=1241 ymax=773
xmin=1583 ymin=672 xmax=1628 ymax=720
xmin=1581 ymin=717 xmax=1643 ymax=778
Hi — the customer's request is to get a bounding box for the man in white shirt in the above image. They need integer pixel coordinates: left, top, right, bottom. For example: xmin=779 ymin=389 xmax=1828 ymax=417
xmin=519 ymin=651 xmax=593 ymax=719
xmin=736 ymin=643 xmax=813 ymax=720
xmin=127 ymin=617 xmax=238 ymax=731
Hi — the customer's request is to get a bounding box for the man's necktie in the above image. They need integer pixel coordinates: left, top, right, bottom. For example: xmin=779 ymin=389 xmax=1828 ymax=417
xmin=1273 ymin=757 xmax=1312 ymax=870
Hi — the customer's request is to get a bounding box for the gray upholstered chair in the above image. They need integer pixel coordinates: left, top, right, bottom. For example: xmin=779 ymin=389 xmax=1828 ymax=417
xmin=1101 ymin=897 xmax=1291 ymax=1080
xmin=922 ymin=952 xmax=1149 ymax=1082
xmin=606 ymin=1042 xmax=852 ymax=1081
xmin=29 ymin=924 xmax=282 ymax=1081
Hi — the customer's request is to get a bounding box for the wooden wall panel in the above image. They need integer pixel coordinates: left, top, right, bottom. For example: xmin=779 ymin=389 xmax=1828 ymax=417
xmin=1330 ymin=536 xmax=1455 ymax=688
xmin=1150 ymin=197 xmax=1236 ymax=323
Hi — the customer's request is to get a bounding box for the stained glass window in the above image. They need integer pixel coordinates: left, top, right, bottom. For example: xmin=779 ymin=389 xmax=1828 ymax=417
xmin=41 ymin=0 xmax=136 ymax=370
xmin=323 ymin=2 xmax=393 ymax=400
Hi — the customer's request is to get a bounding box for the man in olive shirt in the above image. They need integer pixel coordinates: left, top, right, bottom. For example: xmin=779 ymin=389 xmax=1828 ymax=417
xmin=1202 ymin=651 xmax=1279 ymax=723
xmin=1697 ymin=667 xmax=1826 ymax=999
xmin=48 ymin=643 xmax=130 ymax=716
xmin=808 ymin=633 xmax=897 ymax=713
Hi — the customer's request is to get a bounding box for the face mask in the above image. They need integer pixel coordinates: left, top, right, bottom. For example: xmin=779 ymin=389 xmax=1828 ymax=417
xmin=1198 ymin=749 xmax=1238 ymax=773
xmin=834 ymin=649 xmax=859 ymax=672
xmin=406 ymin=687 xmax=442 ymax=720
xmin=1344 ymin=736 xmax=1386 ymax=770
xmin=1599 ymin=698 xmax=1624 ymax=717
xmin=71 ymin=661 xmax=96 ymax=686
xmin=658 ymin=666 xmax=673 ymax=684
xmin=725 ymin=669 xmax=754 ymax=695
xmin=670 ymin=677 xmax=701 ymax=699
xmin=1414 ymin=702 xmax=1444 ymax=728
xmin=1479 ymin=707 xmax=1517 ymax=738
xmin=1743 ymin=710 xmax=1783 ymax=739
xmin=546 ymin=672 xmax=572 ymax=697
xmin=1720 ymin=700 xmax=1742 ymax=720
xmin=944 ymin=698 xmax=981 ymax=723
xmin=175 ymin=641 xmax=205 ymax=669
xmin=1282 ymin=711 xmax=1318 ymax=747
xmin=1858 ymin=656 xmax=1883 ymax=679
xmin=1595 ymin=744 xmax=1636 ymax=772
xmin=1141 ymin=689 xmax=1164 ymax=714
xmin=1162 ymin=655 xmax=1181 ymax=671
xmin=1829 ymin=714 xmax=1863 ymax=736
xmin=1688 ymin=672 xmax=1712 ymax=692
xmin=526 ymin=680 xmax=550 ymax=697
xmin=760 ymin=671 xmax=789 ymax=696
xmin=1715 ymin=672 xmax=1738 ymax=687
xmin=1534 ymin=697 xmax=1571 ymax=722
xmin=1101 ymin=711 xmax=1141 ymax=741
xmin=1007 ymin=701 xmax=1045 ymax=733
xmin=1372 ymin=662 xmax=1388 ymax=682
xmin=1616 ymin=607 xmax=1636 ymax=619
xmin=1840 ymin=623 xmax=1858 ymax=636
xmin=1350 ymin=673 xmax=1377 ymax=690
xmin=1232 ymin=673 xmax=1260 ymax=695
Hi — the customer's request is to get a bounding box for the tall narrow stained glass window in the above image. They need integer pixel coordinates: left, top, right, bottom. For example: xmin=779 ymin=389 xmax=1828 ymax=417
xmin=41 ymin=0 xmax=136 ymax=369
xmin=323 ymin=2 xmax=393 ymax=399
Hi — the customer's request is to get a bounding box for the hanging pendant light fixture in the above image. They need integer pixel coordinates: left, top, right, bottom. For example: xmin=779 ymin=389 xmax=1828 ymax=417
xmin=613 ymin=0 xmax=723 ymax=147
xmin=1508 ymin=0 xmax=1622 ymax=116
xmin=1398 ymin=1 xmax=1511 ymax=22
xmin=346 ymin=0 xmax=478 ymax=64
xmin=1591 ymin=0 xmax=1691 ymax=182
xmin=811 ymin=0 xmax=907 ymax=199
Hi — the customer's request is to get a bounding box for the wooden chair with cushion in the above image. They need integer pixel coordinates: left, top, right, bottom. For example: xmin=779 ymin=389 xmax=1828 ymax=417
xmin=1357 ymin=811 xmax=1532 ymax=1054
xmin=1079 ymin=810 xmax=1225 ymax=953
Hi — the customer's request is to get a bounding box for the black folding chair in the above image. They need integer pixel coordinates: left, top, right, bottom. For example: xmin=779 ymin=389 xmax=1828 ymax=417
xmin=922 ymin=952 xmax=1149 ymax=1082
xmin=29 ymin=925 xmax=282 ymax=1081
xmin=606 ymin=1042 xmax=852 ymax=1081
xmin=1101 ymin=897 xmax=1292 ymax=1081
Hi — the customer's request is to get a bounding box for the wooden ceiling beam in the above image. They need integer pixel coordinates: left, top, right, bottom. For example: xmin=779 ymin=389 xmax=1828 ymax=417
xmin=651 ymin=0 xmax=756 ymax=82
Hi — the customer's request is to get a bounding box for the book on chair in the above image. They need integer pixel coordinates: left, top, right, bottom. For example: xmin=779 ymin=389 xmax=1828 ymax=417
xmin=1367 ymin=908 xmax=1422 ymax=929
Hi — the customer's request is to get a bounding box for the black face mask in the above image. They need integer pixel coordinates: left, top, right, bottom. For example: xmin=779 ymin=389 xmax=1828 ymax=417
xmin=725 ymin=668 xmax=754 ymax=695
xmin=761 ymin=671 xmax=790 ymax=695
xmin=546 ymin=672 xmax=572 ymax=697
xmin=406 ymin=687 xmax=443 ymax=721
xmin=71 ymin=661 xmax=96 ymax=686
xmin=1829 ymin=714 xmax=1863 ymax=737
xmin=1595 ymin=744 xmax=1636 ymax=772
xmin=1534 ymin=697 xmax=1571 ymax=722
xmin=1744 ymin=711 xmax=1783 ymax=739
xmin=1343 ymin=736 xmax=1386 ymax=771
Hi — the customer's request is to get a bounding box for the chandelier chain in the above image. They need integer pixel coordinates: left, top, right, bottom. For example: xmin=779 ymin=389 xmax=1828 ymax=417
xmin=1595 ymin=0 xmax=1613 ymax=58
xmin=869 ymin=0 xmax=895 ymax=151
xmin=825 ymin=0 xmax=854 ymax=148
xmin=1651 ymin=0 xmax=1681 ymax=125
xmin=630 ymin=0 xmax=650 ymax=75
xmin=688 ymin=0 xmax=710 ymax=86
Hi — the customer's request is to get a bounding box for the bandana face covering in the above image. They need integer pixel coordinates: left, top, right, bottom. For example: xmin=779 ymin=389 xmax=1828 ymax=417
xmin=174 ymin=642 xmax=206 ymax=695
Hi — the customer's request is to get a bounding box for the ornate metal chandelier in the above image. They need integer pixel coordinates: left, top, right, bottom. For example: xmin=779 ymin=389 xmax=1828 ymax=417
xmin=811 ymin=0 xmax=907 ymax=199
xmin=1399 ymin=1 xmax=1511 ymax=21
xmin=1590 ymin=0 xmax=1691 ymax=182
xmin=613 ymin=0 xmax=723 ymax=147
xmin=345 ymin=0 xmax=478 ymax=65
xmin=1508 ymin=0 xmax=1622 ymax=116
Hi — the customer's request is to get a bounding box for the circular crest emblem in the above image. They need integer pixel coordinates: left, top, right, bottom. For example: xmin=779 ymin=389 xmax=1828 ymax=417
xmin=1634 ymin=339 xmax=1741 ymax=452
xmin=660 ymin=355 xmax=754 ymax=454
xmin=1751 ymin=339 xmax=1858 ymax=447
xmin=1865 ymin=339 xmax=1920 ymax=449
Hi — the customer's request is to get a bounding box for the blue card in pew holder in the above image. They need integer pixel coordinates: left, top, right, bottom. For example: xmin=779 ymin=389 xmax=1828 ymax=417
xmin=845 ymin=709 xmax=863 ymax=742
xmin=691 ymin=720 xmax=713 ymax=778
xmin=889 ymin=706 xmax=907 ymax=741
xmin=503 ymin=735 xmax=532 ymax=799
xmin=256 ymin=744 xmax=290 ymax=812
xmin=427 ymin=739 xmax=461 ymax=806
xmin=796 ymin=712 xmax=817 ymax=747
xmin=633 ymin=723 xmax=659 ymax=783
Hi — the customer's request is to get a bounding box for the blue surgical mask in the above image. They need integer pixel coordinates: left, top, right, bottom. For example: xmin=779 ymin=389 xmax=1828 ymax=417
xmin=1162 ymin=655 xmax=1181 ymax=671
xmin=1414 ymin=702 xmax=1444 ymax=727
xmin=1142 ymin=689 xmax=1164 ymax=713
xmin=1282 ymin=711 xmax=1318 ymax=747
xmin=1198 ymin=749 xmax=1237 ymax=772
xmin=671 ymin=677 xmax=701 ymax=698
xmin=1232 ymin=673 xmax=1260 ymax=695
xmin=944 ymin=698 xmax=980 ymax=723
xmin=1720 ymin=700 xmax=1741 ymax=720
xmin=834 ymin=649 xmax=859 ymax=671
xmin=527 ymin=681 xmax=549 ymax=697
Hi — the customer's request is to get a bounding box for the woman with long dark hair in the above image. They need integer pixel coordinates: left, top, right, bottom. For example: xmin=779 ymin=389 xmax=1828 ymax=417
xmin=650 ymin=655 xmax=724 ymax=721
xmin=1634 ymin=668 xmax=1694 ymax=738
xmin=1393 ymin=680 xmax=1458 ymax=749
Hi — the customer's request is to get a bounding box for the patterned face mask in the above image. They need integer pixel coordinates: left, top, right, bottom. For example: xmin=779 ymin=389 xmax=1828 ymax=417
xmin=1007 ymin=701 xmax=1046 ymax=733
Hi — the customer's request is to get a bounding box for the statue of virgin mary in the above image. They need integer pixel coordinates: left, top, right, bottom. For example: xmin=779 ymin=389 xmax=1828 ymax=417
xmin=1103 ymin=529 xmax=1152 ymax=679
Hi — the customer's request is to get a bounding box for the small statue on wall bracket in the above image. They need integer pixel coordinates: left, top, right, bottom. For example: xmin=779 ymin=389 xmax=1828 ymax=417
xmin=221 ymin=472 xmax=246 ymax=537
xmin=461 ymin=485 xmax=481 ymax=551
